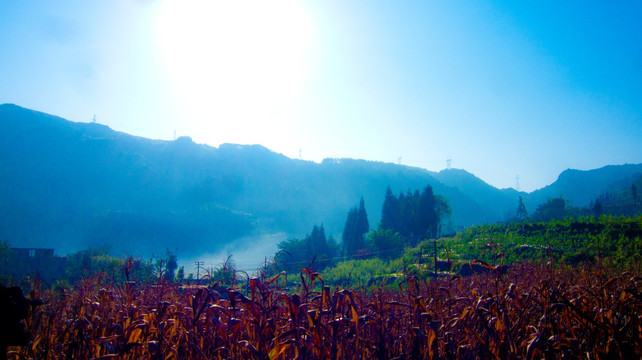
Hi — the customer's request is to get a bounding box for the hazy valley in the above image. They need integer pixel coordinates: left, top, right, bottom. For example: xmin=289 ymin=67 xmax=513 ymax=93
xmin=2 ymin=103 xmax=641 ymax=263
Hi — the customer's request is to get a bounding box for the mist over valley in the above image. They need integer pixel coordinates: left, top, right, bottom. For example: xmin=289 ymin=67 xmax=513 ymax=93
xmin=2 ymin=104 xmax=641 ymax=268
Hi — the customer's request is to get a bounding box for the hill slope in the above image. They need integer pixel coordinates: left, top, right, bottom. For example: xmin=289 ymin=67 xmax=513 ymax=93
xmin=528 ymin=165 xmax=642 ymax=209
xmin=1 ymin=104 xmax=639 ymax=256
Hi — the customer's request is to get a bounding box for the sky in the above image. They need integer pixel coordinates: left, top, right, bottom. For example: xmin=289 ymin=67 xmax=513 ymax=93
xmin=1 ymin=1 xmax=641 ymax=192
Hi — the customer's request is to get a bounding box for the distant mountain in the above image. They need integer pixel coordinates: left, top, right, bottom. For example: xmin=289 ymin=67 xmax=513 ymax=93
xmin=1 ymin=104 xmax=640 ymax=256
xmin=432 ymin=168 xmax=521 ymax=220
xmin=528 ymin=165 xmax=642 ymax=209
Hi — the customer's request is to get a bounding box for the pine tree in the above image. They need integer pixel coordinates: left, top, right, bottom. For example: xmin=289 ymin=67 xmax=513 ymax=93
xmin=380 ymin=186 xmax=399 ymax=231
xmin=356 ymin=197 xmax=369 ymax=239
xmin=308 ymin=224 xmax=329 ymax=259
xmin=516 ymin=196 xmax=528 ymax=220
xmin=377 ymin=184 xmax=450 ymax=247
xmin=593 ymin=200 xmax=603 ymax=218
xmin=399 ymin=191 xmax=413 ymax=238
xmin=418 ymin=185 xmax=438 ymax=240
xmin=342 ymin=207 xmax=358 ymax=256
xmin=163 ymin=251 xmax=178 ymax=282
xmin=343 ymin=197 xmax=369 ymax=256
xmin=277 ymin=224 xmax=336 ymax=272
xmin=175 ymin=266 xmax=185 ymax=282
xmin=434 ymin=194 xmax=451 ymax=235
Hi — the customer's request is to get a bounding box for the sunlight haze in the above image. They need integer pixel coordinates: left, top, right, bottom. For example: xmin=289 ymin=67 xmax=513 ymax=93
xmin=1 ymin=0 xmax=641 ymax=192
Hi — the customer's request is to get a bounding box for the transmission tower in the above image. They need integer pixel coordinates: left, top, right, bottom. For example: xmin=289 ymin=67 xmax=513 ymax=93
xmin=515 ymin=175 xmax=520 ymax=191
xmin=446 ymin=158 xmax=452 ymax=169
xmin=397 ymin=157 xmax=402 ymax=165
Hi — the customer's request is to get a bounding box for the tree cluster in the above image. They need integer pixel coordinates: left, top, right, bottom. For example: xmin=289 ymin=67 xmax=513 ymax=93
xmin=342 ymin=197 xmax=369 ymax=257
xmin=276 ymin=225 xmax=339 ymax=273
xmin=591 ymin=176 xmax=642 ymax=217
xmin=380 ymin=185 xmax=450 ymax=246
xmin=532 ymin=197 xmax=568 ymax=222
xmin=274 ymin=185 xmax=451 ymax=272
xmin=342 ymin=185 xmax=451 ymax=260
xmin=516 ymin=196 xmax=528 ymax=220
xmin=515 ymin=176 xmax=642 ymax=223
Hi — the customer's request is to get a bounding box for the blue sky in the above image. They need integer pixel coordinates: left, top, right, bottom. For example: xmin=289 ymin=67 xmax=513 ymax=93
xmin=1 ymin=1 xmax=641 ymax=192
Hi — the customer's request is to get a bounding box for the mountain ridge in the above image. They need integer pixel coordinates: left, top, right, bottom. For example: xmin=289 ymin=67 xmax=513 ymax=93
xmin=1 ymin=103 xmax=640 ymax=257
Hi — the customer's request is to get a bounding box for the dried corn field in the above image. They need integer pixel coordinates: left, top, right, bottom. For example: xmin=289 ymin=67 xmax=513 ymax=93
xmin=8 ymin=263 xmax=642 ymax=359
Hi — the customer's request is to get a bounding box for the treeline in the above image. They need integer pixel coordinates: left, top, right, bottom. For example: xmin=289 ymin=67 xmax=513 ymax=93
xmin=276 ymin=184 xmax=451 ymax=271
xmin=592 ymin=177 xmax=642 ymax=217
xmin=0 ymin=244 xmax=181 ymax=290
xmin=514 ymin=175 xmax=642 ymax=222
xmin=380 ymin=186 xmax=450 ymax=244
xmin=274 ymin=225 xmax=340 ymax=273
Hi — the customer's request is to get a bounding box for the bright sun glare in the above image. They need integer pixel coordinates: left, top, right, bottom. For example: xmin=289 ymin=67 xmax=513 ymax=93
xmin=156 ymin=0 xmax=313 ymax=147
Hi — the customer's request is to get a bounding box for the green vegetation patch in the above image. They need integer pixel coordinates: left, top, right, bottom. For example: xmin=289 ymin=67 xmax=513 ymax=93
xmin=440 ymin=216 xmax=642 ymax=269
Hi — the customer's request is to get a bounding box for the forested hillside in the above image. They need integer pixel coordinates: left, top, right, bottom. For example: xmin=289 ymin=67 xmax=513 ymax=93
xmin=0 ymin=105 xmax=490 ymax=256
xmin=1 ymin=104 xmax=641 ymax=257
